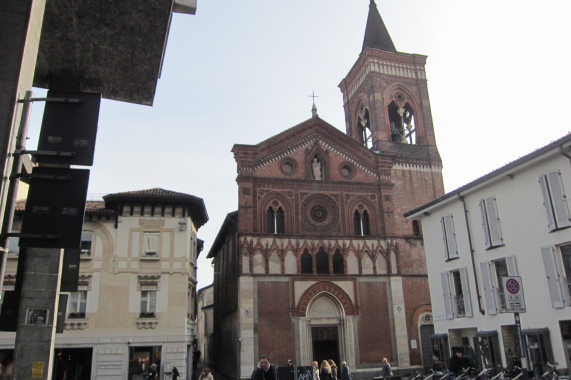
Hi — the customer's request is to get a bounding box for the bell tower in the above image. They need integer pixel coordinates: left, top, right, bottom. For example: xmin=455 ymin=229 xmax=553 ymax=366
xmin=339 ymin=0 xmax=440 ymax=162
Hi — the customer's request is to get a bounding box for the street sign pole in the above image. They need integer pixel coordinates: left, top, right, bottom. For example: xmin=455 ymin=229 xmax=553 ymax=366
xmin=513 ymin=312 xmax=531 ymax=372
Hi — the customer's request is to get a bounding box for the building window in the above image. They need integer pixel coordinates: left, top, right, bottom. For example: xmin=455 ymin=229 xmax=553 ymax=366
xmin=441 ymin=214 xmax=458 ymax=260
xmin=80 ymin=231 xmax=92 ymax=256
xmin=301 ymin=250 xmax=312 ymax=274
xmin=541 ymin=245 xmax=570 ymax=308
xmin=539 ymin=171 xmax=571 ymax=231
xmin=480 ymin=256 xmax=518 ymax=315
xmin=353 ymin=210 xmax=370 ymax=236
xmin=143 ymin=232 xmax=159 ymax=256
xmin=266 ymin=207 xmax=284 ymax=234
xmin=316 ymin=248 xmax=329 ymax=274
xmin=441 ymin=267 xmax=472 ymax=319
xmin=140 ymin=285 xmax=157 ymax=318
xmin=474 ymin=332 xmax=501 ymax=373
xmin=8 ymin=231 xmax=19 ymax=254
xmin=332 ymin=250 xmax=344 ymax=274
xmin=68 ymin=287 xmax=87 ymax=318
xmin=479 ymin=197 xmax=503 ymax=248
xmin=524 ymin=329 xmax=554 ymax=377
xmin=431 ymin=335 xmax=449 ymax=371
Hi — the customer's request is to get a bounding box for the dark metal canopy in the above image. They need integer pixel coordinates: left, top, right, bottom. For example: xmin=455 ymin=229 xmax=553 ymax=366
xmin=33 ymin=0 xmax=195 ymax=106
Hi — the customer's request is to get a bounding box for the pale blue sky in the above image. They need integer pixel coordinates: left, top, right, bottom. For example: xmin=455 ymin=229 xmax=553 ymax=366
xmin=28 ymin=0 xmax=571 ymax=288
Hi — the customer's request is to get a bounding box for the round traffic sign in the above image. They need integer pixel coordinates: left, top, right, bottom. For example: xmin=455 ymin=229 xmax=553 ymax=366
xmin=505 ymin=278 xmax=519 ymax=294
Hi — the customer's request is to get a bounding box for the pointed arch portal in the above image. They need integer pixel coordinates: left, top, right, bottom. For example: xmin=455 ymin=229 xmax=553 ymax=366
xmin=294 ymin=282 xmax=357 ymax=368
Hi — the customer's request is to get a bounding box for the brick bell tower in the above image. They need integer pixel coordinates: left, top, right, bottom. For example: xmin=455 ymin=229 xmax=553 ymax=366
xmin=339 ymin=0 xmax=444 ymax=238
xmin=339 ymin=0 xmax=441 ymax=165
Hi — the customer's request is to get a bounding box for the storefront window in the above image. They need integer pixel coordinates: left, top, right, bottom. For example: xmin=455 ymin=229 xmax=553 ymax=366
xmin=524 ymin=329 xmax=553 ymax=379
xmin=474 ymin=332 xmax=501 ymax=372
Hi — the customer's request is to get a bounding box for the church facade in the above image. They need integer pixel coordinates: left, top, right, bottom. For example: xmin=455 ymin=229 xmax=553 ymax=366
xmin=207 ymin=2 xmax=444 ymax=379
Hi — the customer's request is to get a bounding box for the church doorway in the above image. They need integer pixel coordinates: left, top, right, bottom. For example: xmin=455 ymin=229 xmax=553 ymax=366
xmin=312 ymin=326 xmax=339 ymax=366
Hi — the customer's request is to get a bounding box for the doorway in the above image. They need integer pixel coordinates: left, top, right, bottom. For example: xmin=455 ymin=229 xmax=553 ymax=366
xmin=52 ymin=347 xmax=93 ymax=380
xmin=312 ymin=326 xmax=339 ymax=365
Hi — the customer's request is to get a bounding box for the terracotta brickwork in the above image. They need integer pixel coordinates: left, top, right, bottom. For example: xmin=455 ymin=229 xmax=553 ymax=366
xmin=257 ymin=281 xmax=295 ymax=364
xmin=208 ymin=3 xmax=446 ymax=378
xmin=357 ymin=281 xmax=391 ymax=364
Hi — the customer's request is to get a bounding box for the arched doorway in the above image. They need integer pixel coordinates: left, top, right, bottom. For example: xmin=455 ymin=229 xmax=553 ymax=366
xmin=302 ymin=292 xmax=355 ymax=367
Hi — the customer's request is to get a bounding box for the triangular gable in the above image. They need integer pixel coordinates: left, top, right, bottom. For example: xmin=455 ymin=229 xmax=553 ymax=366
xmin=233 ymin=117 xmax=382 ymax=179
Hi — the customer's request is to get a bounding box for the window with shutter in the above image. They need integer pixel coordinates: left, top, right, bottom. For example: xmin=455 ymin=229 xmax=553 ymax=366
xmin=479 ymin=197 xmax=503 ymax=248
xmin=539 ymin=171 xmax=571 ymax=231
xmin=459 ymin=267 xmax=473 ymax=317
xmin=541 ymin=246 xmax=566 ymax=308
xmin=441 ymin=272 xmax=454 ymax=319
xmin=441 ymin=215 xmax=458 ymax=260
xmin=480 ymin=261 xmax=497 ymax=315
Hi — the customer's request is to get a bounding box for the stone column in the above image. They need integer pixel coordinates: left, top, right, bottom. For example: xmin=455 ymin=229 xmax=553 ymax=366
xmin=390 ymin=276 xmax=410 ymax=367
xmin=13 ymin=247 xmax=63 ymax=379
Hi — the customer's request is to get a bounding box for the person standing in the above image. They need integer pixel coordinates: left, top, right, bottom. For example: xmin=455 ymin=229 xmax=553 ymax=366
xmin=448 ymin=349 xmax=468 ymax=380
xmin=199 ymin=367 xmax=214 ymax=380
xmin=192 ymin=348 xmax=201 ymax=380
xmin=251 ymin=354 xmax=278 ymax=380
xmin=381 ymin=358 xmax=392 ymax=378
xmin=328 ymin=360 xmax=338 ymax=380
xmin=341 ymin=362 xmax=352 ymax=380
xmin=171 ymin=365 xmax=181 ymax=380
xmin=320 ymin=360 xmax=333 ymax=380
xmin=312 ymin=361 xmax=320 ymax=380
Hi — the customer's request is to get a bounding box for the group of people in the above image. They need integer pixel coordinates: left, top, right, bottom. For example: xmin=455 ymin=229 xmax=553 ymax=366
xmin=251 ymin=354 xmax=391 ymax=380
xmin=315 ymin=359 xmax=354 ymax=380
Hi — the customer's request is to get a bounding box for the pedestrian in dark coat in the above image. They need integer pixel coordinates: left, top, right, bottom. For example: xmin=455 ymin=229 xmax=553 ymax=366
xmin=341 ymin=361 xmax=352 ymax=380
xmin=251 ymin=354 xmax=278 ymax=380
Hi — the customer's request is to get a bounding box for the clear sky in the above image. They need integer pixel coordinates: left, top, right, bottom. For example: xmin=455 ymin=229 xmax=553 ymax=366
xmin=27 ymin=0 xmax=571 ymax=289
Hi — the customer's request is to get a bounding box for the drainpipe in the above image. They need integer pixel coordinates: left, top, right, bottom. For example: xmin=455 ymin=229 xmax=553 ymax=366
xmin=458 ymin=194 xmax=485 ymax=315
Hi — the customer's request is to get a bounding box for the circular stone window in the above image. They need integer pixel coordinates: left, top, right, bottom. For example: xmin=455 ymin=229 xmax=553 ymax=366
xmin=301 ymin=194 xmax=340 ymax=232
xmin=338 ymin=162 xmax=356 ymax=179
xmin=310 ymin=205 xmax=328 ymax=223
xmin=280 ymin=158 xmax=297 ymax=175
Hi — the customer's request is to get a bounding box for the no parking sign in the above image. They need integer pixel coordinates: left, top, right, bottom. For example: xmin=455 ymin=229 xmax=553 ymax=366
xmin=501 ymin=276 xmax=526 ymax=313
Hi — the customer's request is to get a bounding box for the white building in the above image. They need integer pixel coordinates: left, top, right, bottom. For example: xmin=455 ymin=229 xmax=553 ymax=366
xmin=406 ymin=134 xmax=571 ymax=375
xmin=0 ymin=188 xmax=208 ymax=380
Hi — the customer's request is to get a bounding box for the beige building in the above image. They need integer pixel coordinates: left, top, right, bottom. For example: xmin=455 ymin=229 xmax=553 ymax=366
xmin=0 ymin=188 xmax=208 ymax=380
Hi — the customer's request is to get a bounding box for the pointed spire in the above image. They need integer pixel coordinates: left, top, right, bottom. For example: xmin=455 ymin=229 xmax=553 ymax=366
xmin=311 ymin=103 xmax=318 ymax=118
xmin=362 ymin=0 xmax=396 ymax=53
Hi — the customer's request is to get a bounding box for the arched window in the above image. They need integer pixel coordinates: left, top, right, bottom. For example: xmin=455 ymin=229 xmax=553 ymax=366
xmin=333 ymin=250 xmax=344 ymax=274
xmin=301 ymin=250 xmax=312 ymax=274
xmin=389 ymin=101 xmax=416 ymax=144
xmin=316 ymin=248 xmax=329 ymax=274
xmin=266 ymin=207 xmax=285 ymax=234
xmin=354 ymin=210 xmax=370 ymax=236
xmin=358 ymin=109 xmax=373 ymax=149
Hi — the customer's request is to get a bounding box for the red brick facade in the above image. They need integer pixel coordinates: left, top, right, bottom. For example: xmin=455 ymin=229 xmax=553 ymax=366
xmin=208 ymin=2 xmax=444 ymax=379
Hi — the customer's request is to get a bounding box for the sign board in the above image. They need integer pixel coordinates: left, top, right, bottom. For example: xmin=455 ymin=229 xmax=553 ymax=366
xmin=32 ymin=361 xmax=45 ymax=378
xmin=20 ymin=167 xmax=89 ymax=249
xmin=37 ymin=90 xmax=100 ymax=166
xmin=502 ymin=276 xmax=526 ymax=313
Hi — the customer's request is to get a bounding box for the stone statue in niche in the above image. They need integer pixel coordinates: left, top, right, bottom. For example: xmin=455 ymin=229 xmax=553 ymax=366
xmin=312 ymin=157 xmax=322 ymax=180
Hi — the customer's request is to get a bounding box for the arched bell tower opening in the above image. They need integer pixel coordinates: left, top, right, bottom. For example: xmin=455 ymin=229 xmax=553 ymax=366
xmin=388 ymin=101 xmax=416 ymax=144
